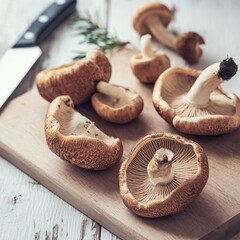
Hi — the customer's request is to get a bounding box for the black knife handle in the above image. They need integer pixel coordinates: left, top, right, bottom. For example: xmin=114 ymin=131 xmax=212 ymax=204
xmin=14 ymin=0 xmax=77 ymax=48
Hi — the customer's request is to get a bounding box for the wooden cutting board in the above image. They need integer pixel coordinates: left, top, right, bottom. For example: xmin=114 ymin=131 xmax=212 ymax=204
xmin=0 ymin=48 xmax=240 ymax=240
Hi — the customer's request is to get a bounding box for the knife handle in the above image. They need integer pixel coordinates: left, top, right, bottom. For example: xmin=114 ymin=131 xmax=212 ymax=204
xmin=14 ymin=0 xmax=77 ymax=48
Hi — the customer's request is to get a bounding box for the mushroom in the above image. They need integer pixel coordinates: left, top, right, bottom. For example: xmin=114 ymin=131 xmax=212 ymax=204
xmin=36 ymin=49 xmax=111 ymax=105
xmin=86 ymin=49 xmax=112 ymax=82
xmin=153 ymin=57 xmax=240 ymax=135
xmin=130 ymin=34 xmax=170 ymax=83
xmin=91 ymin=81 xmax=144 ymax=123
xmin=45 ymin=95 xmax=123 ymax=170
xmin=119 ymin=133 xmax=209 ymax=218
xmin=132 ymin=2 xmax=205 ymax=64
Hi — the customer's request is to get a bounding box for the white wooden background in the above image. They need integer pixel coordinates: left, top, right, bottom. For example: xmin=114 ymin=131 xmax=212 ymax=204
xmin=1 ymin=0 xmax=240 ymax=239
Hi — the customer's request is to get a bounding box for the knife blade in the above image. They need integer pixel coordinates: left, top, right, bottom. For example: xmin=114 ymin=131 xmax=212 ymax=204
xmin=0 ymin=0 xmax=77 ymax=109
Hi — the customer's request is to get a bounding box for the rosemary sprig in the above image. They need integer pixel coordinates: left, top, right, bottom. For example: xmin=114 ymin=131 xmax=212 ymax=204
xmin=71 ymin=15 xmax=129 ymax=60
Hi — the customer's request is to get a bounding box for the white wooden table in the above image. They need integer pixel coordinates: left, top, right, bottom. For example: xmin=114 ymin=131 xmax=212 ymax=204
xmin=1 ymin=0 xmax=240 ymax=239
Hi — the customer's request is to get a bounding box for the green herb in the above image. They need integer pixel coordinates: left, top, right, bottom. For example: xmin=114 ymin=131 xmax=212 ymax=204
xmin=71 ymin=15 xmax=129 ymax=60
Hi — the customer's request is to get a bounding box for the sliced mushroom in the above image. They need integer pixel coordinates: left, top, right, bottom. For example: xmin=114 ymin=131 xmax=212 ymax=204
xmin=36 ymin=49 xmax=111 ymax=105
xmin=119 ymin=133 xmax=209 ymax=218
xmin=130 ymin=34 xmax=170 ymax=83
xmin=91 ymin=81 xmax=144 ymax=123
xmin=153 ymin=58 xmax=240 ymax=135
xmin=132 ymin=2 xmax=205 ymax=64
xmin=45 ymin=95 xmax=123 ymax=170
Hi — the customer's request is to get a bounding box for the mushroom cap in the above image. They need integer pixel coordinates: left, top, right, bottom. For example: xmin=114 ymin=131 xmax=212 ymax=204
xmin=130 ymin=52 xmax=170 ymax=83
xmin=45 ymin=95 xmax=123 ymax=170
xmin=176 ymin=32 xmax=205 ymax=64
xmin=36 ymin=58 xmax=103 ymax=105
xmin=91 ymin=85 xmax=144 ymax=124
xmin=86 ymin=49 xmax=112 ymax=82
xmin=119 ymin=133 xmax=209 ymax=218
xmin=152 ymin=67 xmax=240 ymax=135
xmin=132 ymin=2 xmax=172 ymax=35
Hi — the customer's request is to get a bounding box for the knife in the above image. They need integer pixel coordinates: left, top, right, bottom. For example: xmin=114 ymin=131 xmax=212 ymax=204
xmin=0 ymin=0 xmax=77 ymax=109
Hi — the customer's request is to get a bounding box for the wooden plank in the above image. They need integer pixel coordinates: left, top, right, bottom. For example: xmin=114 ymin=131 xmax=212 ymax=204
xmin=0 ymin=157 xmax=100 ymax=240
xmin=101 ymin=228 xmax=120 ymax=240
xmin=1 ymin=48 xmax=240 ymax=240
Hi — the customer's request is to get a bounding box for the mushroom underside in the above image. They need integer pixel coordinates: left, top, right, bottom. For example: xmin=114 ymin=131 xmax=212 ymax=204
xmin=56 ymin=102 xmax=116 ymax=145
xmin=95 ymin=89 xmax=138 ymax=108
xmin=161 ymin=72 xmax=236 ymax=117
xmin=126 ymin=138 xmax=198 ymax=204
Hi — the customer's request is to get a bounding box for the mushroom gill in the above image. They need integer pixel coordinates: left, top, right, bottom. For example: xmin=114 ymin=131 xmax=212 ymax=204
xmin=126 ymin=138 xmax=198 ymax=204
xmin=161 ymin=70 xmax=236 ymax=117
xmin=56 ymin=99 xmax=116 ymax=145
xmin=91 ymin=82 xmax=144 ymax=124
xmin=94 ymin=88 xmax=138 ymax=109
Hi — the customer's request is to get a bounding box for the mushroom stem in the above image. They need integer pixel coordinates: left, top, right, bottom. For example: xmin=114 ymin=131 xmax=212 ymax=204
xmin=145 ymin=15 xmax=177 ymax=50
xmin=147 ymin=148 xmax=175 ymax=185
xmin=96 ymin=81 xmax=126 ymax=99
xmin=140 ymin=34 xmax=154 ymax=58
xmin=184 ymin=58 xmax=238 ymax=107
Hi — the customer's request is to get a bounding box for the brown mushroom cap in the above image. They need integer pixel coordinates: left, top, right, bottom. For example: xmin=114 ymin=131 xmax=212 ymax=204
xmin=86 ymin=49 xmax=112 ymax=82
xmin=132 ymin=2 xmax=172 ymax=35
xmin=91 ymin=84 xmax=144 ymax=124
xmin=36 ymin=58 xmax=103 ymax=105
xmin=176 ymin=32 xmax=205 ymax=64
xmin=130 ymin=52 xmax=170 ymax=83
xmin=45 ymin=95 xmax=123 ymax=170
xmin=119 ymin=133 xmax=209 ymax=218
xmin=152 ymin=67 xmax=240 ymax=135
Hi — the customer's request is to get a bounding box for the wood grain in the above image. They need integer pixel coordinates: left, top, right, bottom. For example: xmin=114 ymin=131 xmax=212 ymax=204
xmin=0 ymin=156 xmax=101 ymax=240
xmin=1 ymin=48 xmax=240 ymax=240
xmin=200 ymin=213 xmax=240 ymax=240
